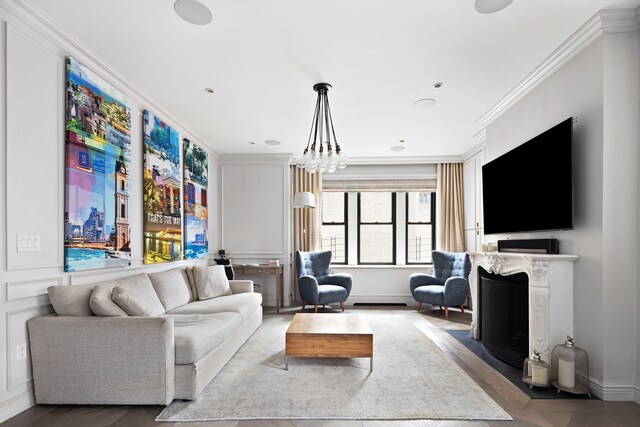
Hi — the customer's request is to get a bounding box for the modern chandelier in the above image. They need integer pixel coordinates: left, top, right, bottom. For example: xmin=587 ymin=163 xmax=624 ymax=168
xmin=290 ymin=83 xmax=347 ymax=174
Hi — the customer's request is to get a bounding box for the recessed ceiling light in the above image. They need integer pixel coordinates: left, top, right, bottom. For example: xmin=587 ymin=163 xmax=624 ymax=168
xmin=399 ymin=139 xmax=405 ymax=143
xmin=264 ymin=139 xmax=281 ymax=146
xmin=433 ymin=82 xmax=443 ymax=89
xmin=414 ymin=98 xmax=437 ymax=110
xmin=390 ymin=145 xmax=406 ymax=152
xmin=475 ymin=0 xmax=514 ymax=14
xmin=204 ymin=88 xmax=214 ymax=94
xmin=174 ymin=0 xmax=213 ymax=25
xmin=249 ymin=142 xmax=255 ymax=145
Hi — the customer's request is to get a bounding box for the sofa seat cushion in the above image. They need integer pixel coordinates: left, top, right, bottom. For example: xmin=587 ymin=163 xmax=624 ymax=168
xmin=166 ymin=293 xmax=262 ymax=322
xmin=167 ymin=312 xmax=242 ymax=364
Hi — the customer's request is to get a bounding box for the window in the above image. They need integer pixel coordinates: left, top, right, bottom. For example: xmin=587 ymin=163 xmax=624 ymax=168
xmin=120 ymin=203 xmax=126 ymax=219
xmin=406 ymin=192 xmax=435 ymax=264
xmin=321 ymin=192 xmax=347 ymax=264
xmin=358 ymin=192 xmax=395 ymax=264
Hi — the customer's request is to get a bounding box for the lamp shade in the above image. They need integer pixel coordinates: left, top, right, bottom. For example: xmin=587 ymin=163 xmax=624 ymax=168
xmin=293 ymin=192 xmax=316 ymax=208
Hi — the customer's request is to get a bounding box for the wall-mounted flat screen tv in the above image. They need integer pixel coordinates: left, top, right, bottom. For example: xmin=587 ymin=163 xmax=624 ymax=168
xmin=482 ymin=117 xmax=574 ymax=235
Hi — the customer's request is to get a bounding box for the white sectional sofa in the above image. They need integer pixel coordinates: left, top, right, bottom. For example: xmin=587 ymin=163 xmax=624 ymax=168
xmin=27 ymin=265 xmax=262 ymax=405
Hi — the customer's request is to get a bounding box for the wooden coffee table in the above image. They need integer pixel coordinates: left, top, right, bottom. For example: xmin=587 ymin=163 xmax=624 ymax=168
xmin=285 ymin=313 xmax=373 ymax=371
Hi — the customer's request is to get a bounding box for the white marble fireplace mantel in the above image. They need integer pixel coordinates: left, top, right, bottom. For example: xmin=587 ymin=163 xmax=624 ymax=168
xmin=469 ymin=252 xmax=579 ymax=363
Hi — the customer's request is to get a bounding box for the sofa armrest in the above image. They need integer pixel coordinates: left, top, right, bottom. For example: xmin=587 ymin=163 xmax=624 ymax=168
xmin=229 ymin=280 xmax=254 ymax=294
xmin=27 ymin=315 xmax=175 ymax=405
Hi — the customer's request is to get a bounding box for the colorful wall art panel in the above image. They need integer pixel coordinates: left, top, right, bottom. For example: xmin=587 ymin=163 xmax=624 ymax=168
xmin=183 ymin=139 xmax=209 ymax=259
xmin=64 ymin=56 xmax=132 ymax=272
xmin=143 ymin=110 xmax=183 ymax=263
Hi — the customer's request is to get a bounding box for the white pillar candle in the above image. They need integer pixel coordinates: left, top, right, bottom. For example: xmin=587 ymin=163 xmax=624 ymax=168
xmin=531 ymin=365 xmax=549 ymax=385
xmin=558 ymin=357 xmax=575 ymax=389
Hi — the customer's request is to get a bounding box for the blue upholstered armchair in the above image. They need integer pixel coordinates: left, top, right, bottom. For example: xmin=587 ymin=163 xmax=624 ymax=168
xmin=295 ymin=250 xmax=353 ymax=313
xmin=409 ymin=250 xmax=471 ymax=318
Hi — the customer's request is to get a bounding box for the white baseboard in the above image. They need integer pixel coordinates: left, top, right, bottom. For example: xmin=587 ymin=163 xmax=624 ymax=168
xmin=0 ymin=390 xmax=35 ymax=424
xmin=589 ymin=378 xmax=638 ymax=401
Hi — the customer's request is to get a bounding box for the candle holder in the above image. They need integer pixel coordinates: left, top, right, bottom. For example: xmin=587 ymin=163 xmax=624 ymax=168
xmin=550 ymin=335 xmax=591 ymax=397
xmin=522 ymin=350 xmax=550 ymax=388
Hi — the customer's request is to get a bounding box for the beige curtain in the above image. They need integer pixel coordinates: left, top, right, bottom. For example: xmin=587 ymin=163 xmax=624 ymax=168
xmin=437 ymin=163 xmax=465 ymax=252
xmin=291 ymin=167 xmax=322 ymax=303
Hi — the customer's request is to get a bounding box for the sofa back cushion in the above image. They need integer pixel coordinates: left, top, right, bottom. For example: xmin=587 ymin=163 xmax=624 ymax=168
xmin=191 ymin=265 xmax=232 ymax=300
xmin=148 ymin=268 xmax=193 ymax=311
xmin=48 ymin=284 xmax=95 ymax=316
xmin=112 ymin=283 xmax=165 ymax=316
xmin=88 ymin=273 xmax=154 ymax=316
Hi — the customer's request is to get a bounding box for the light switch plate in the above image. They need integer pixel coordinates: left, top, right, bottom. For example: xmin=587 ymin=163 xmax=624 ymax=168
xmin=17 ymin=235 xmax=41 ymax=252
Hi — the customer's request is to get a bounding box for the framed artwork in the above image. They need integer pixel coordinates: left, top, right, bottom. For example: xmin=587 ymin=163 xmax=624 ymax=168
xmin=64 ymin=56 xmax=132 ymax=272
xmin=183 ymin=138 xmax=208 ymax=259
xmin=143 ymin=110 xmax=183 ymax=263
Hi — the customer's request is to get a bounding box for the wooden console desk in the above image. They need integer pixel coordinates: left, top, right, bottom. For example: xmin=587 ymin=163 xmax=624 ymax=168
xmin=233 ymin=264 xmax=284 ymax=313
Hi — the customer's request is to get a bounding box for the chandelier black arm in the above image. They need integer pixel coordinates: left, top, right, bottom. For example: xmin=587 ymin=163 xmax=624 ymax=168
xmin=323 ymin=91 xmax=333 ymax=153
xmin=326 ymin=94 xmax=340 ymax=153
xmin=306 ymin=92 xmax=322 ymax=153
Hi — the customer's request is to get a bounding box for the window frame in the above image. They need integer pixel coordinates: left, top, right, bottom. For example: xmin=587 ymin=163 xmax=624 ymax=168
xmin=321 ymin=192 xmax=348 ymax=264
xmin=405 ymin=191 xmax=436 ymax=265
xmin=357 ymin=192 xmax=396 ymax=265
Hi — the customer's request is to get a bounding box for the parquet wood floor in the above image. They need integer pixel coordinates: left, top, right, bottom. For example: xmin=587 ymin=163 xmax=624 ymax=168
xmin=2 ymin=306 xmax=639 ymax=427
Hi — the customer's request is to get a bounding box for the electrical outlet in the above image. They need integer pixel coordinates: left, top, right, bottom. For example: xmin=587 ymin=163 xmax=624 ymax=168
xmin=16 ymin=343 xmax=26 ymax=361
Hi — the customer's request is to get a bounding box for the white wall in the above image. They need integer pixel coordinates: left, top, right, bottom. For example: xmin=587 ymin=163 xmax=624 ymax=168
xmin=601 ymin=28 xmax=638 ymax=399
xmin=636 ymin=8 xmax=640 ymax=403
xmin=218 ymin=154 xmax=291 ymax=307
xmin=0 ymin=3 xmax=219 ymax=421
xmin=483 ymin=19 xmax=639 ymax=400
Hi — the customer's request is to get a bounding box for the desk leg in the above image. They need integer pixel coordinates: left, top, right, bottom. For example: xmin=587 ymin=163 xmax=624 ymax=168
xmin=276 ymin=271 xmax=282 ymax=313
xmin=285 ymin=356 xmax=289 ymax=370
xmin=370 ymin=356 xmax=373 ymax=372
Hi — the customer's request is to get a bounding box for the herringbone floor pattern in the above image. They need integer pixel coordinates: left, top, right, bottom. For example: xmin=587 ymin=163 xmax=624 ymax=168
xmin=3 ymin=306 xmax=639 ymax=427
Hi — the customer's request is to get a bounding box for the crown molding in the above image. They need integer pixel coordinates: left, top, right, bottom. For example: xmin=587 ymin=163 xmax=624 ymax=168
xmin=348 ymin=156 xmax=462 ymax=165
xmin=218 ymin=153 xmax=292 ymax=165
xmin=476 ymin=9 xmax=638 ymax=128
xmin=600 ymin=9 xmax=640 ymax=34
xmin=1 ymin=0 xmax=217 ymax=154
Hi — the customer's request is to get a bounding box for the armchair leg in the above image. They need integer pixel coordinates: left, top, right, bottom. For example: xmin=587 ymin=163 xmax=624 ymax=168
xmin=302 ymin=304 xmax=306 ymax=310
xmin=314 ymin=305 xmax=318 ymax=313
xmin=417 ymin=302 xmax=422 ymax=311
xmin=444 ymin=307 xmax=449 ymax=318
xmin=339 ymin=301 xmax=345 ymax=311
xmin=460 ymin=304 xmax=465 ymax=314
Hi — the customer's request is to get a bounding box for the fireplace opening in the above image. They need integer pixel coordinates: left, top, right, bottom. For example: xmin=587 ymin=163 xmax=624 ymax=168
xmin=478 ymin=266 xmax=529 ymax=369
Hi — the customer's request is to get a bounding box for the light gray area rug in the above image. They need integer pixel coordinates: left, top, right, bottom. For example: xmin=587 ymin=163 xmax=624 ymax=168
xmin=156 ymin=314 xmax=512 ymax=422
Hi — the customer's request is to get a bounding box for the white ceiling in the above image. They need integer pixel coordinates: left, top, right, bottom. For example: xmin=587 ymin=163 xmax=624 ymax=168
xmin=25 ymin=0 xmax=640 ymax=159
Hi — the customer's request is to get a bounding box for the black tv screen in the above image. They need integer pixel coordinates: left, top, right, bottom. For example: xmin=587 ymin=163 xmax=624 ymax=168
xmin=482 ymin=117 xmax=574 ymax=235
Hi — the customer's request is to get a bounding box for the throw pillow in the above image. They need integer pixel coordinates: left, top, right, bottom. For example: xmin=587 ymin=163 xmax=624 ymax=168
xmin=89 ymin=285 xmax=128 ymax=316
xmin=112 ymin=287 xmax=154 ymax=316
xmin=192 ymin=265 xmax=232 ymax=300
xmin=111 ymin=280 xmax=166 ymax=316
xmin=148 ymin=268 xmax=192 ymax=311
xmin=184 ymin=267 xmax=198 ymax=301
